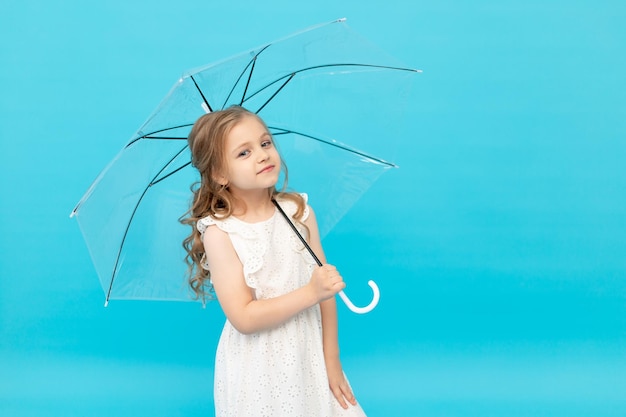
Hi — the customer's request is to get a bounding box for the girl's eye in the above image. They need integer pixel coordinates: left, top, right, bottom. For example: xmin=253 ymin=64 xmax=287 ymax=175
xmin=261 ymin=139 xmax=273 ymax=148
xmin=238 ymin=150 xmax=250 ymax=157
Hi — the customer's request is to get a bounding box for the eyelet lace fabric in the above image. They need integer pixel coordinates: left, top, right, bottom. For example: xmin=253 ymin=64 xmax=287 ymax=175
xmin=197 ymin=194 xmax=366 ymax=417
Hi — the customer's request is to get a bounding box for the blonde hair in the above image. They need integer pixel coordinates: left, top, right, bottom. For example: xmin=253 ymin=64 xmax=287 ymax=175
xmin=181 ymin=106 xmax=306 ymax=301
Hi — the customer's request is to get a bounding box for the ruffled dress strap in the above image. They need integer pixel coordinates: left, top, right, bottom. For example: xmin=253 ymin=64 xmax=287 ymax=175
xmin=196 ymin=213 xmax=267 ymax=286
xmin=196 ymin=214 xmax=257 ymax=238
xmin=275 ymin=192 xmax=310 ymax=222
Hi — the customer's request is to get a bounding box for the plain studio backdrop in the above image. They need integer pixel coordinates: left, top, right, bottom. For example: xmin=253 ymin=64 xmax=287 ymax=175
xmin=1 ymin=1 xmax=625 ymax=416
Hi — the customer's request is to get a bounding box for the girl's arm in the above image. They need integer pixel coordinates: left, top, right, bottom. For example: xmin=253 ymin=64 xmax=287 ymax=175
xmin=202 ymin=223 xmax=344 ymax=335
xmin=305 ymin=208 xmax=358 ymax=409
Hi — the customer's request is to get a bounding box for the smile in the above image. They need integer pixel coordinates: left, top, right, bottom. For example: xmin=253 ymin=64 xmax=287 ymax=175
xmin=257 ymin=165 xmax=275 ymax=174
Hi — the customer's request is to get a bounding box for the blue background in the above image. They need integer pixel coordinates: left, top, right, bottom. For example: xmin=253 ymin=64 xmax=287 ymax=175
xmin=1 ymin=1 xmax=625 ymax=416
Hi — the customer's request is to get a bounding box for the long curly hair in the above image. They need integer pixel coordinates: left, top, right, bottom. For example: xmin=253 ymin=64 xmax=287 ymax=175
xmin=180 ymin=105 xmax=306 ymax=302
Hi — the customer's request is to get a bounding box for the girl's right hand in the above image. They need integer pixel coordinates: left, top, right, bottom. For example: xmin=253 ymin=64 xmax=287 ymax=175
xmin=308 ymin=264 xmax=346 ymax=302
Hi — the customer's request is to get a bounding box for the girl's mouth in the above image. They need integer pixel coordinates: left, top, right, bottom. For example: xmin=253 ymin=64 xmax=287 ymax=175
xmin=257 ymin=165 xmax=274 ymax=174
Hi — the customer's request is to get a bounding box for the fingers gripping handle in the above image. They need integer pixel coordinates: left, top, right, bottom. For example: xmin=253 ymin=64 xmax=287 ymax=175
xmin=338 ymin=280 xmax=380 ymax=314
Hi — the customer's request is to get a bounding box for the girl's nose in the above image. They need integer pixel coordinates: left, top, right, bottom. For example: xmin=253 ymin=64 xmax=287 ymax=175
xmin=257 ymin=149 xmax=269 ymax=162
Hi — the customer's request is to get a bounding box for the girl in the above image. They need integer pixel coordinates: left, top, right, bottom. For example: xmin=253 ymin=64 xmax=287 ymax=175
xmin=182 ymin=105 xmax=366 ymax=417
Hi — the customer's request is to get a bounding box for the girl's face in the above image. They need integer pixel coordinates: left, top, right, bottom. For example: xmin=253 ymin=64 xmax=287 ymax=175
xmin=218 ymin=115 xmax=281 ymax=194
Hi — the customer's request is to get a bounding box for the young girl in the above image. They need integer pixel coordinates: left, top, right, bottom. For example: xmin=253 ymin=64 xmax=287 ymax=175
xmin=182 ymin=105 xmax=367 ymax=417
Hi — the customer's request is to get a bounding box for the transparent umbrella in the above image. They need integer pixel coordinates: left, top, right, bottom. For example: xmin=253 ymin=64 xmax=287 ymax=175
xmin=71 ymin=18 xmax=419 ymax=312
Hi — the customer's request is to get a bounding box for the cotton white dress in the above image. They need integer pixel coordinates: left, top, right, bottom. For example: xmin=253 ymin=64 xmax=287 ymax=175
xmin=197 ymin=194 xmax=366 ymax=417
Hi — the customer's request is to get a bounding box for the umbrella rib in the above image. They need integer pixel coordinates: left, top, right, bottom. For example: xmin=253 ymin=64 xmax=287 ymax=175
xmin=151 ymin=160 xmax=192 ymax=186
xmin=255 ymin=74 xmax=295 ymax=114
xmin=191 ymin=75 xmax=212 ymax=112
xmin=221 ymin=59 xmax=254 ymax=109
xmin=220 ymin=45 xmax=271 ymax=109
xmin=127 ymin=124 xmax=194 ymax=147
xmin=269 ymin=126 xmax=397 ymax=168
xmin=245 ymin=63 xmax=417 ymax=106
xmin=239 ymin=56 xmax=257 ymax=106
xmin=143 ymin=136 xmax=188 ymax=140
xmin=105 ymin=144 xmax=190 ymax=304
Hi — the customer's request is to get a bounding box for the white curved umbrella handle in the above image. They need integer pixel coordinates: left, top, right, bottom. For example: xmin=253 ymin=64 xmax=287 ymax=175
xmin=338 ymin=280 xmax=380 ymax=314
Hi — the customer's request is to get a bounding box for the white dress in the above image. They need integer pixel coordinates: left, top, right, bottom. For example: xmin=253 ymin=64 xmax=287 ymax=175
xmin=197 ymin=194 xmax=366 ymax=417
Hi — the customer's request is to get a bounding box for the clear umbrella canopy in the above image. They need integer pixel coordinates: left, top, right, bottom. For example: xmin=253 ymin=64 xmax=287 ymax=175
xmin=71 ymin=18 xmax=419 ymax=305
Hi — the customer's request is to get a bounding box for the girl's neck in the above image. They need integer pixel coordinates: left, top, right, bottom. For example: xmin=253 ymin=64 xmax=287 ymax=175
xmin=230 ymin=189 xmax=275 ymax=222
